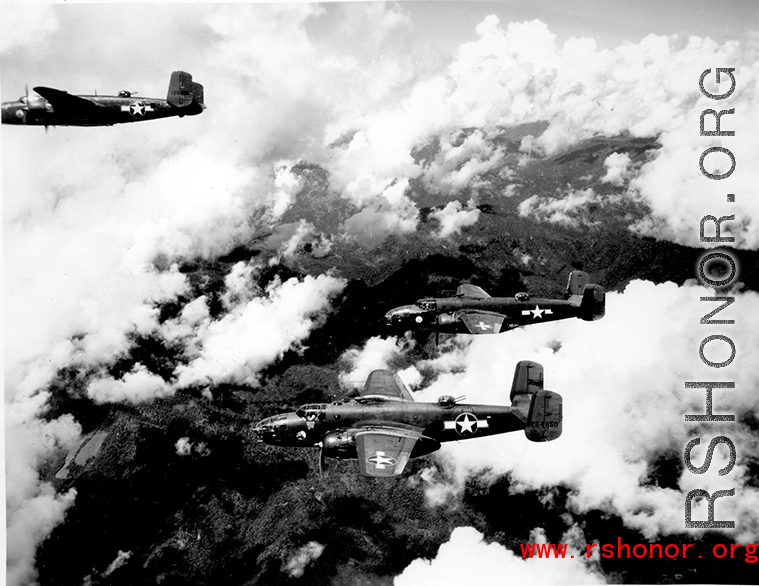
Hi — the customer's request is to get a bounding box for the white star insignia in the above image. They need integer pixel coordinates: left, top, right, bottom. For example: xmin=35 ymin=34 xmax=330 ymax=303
xmin=521 ymin=305 xmax=554 ymax=319
xmin=367 ymin=451 xmax=397 ymax=469
xmin=455 ymin=413 xmax=477 ymax=434
xmin=130 ymin=101 xmax=146 ymax=116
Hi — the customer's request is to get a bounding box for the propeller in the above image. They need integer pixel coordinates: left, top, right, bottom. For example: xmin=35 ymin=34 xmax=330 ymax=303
xmin=317 ymin=442 xmax=326 ymax=477
xmin=19 ymin=85 xmax=29 ymax=124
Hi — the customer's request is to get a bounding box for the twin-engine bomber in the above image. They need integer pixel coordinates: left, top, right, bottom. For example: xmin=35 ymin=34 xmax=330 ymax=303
xmin=2 ymin=71 xmax=204 ymax=127
xmin=385 ymin=270 xmax=605 ymax=336
xmin=254 ymin=360 xmax=561 ymax=478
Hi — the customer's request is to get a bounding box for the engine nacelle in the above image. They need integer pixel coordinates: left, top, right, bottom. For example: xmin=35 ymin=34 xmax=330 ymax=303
xmin=437 ymin=313 xmax=456 ymax=325
xmin=321 ymin=430 xmax=358 ymax=460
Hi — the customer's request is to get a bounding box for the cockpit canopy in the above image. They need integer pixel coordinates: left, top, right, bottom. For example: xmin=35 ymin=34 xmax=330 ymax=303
xmin=295 ymin=403 xmax=326 ymax=420
xmin=416 ymin=299 xmax=437 ymax=311
xmin=118 ymin=90 xmax=132 ymax=97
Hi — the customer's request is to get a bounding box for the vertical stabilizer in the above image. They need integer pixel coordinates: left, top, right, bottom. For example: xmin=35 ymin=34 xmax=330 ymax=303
xmin=166 ymin=71 xmax=205 ymax=114
xmin=566 ymin=270 xmax=605 ymax=321
xmin=510 ymin=360 xmax=562 ymax=442
xmin=565 ymin=270 xmax=590 ymax=296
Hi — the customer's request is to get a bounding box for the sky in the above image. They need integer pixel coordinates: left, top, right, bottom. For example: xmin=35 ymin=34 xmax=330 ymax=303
xmin=2 ymin=1 xmax=759 ymax=585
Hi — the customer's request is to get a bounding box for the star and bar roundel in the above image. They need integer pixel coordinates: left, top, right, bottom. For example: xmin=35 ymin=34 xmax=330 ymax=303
xmin=366 ymin=452 xmax=398 ymax=468
xmin=120 ymin=101 xmax=154 ymax=117
xmin=443 ymin=412 xmax=489 ymax=436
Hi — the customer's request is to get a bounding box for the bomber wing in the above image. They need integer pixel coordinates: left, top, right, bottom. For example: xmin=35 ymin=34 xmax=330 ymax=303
xmin=458 ymin=310 xmax=506 ymax=334
xmin=455 ymin=284 xmax=490 ymax=299
xmin=356 ymin=427 xmax=422 ymax=477
xmin=33 ymin=87 xmax=105 ymax=115
xmin=359 ymin=370 xmax=414 ymax=402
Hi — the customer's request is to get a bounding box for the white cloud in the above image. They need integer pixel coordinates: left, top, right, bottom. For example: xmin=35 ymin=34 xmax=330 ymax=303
xmin=175 ymin=437 xmax=192 ymax=457
xmin=339 ymin=335 xmax=414 ymax=388
xmin=394 ymin=526 xmax=604 ymax=585
xmin=282 ymin=541 xmax=325 ymax=578
xmin=268 ymin=163 xmax=303 ymax=220
xmin=343 ymin=193 xmax=419 ymax=248
xmin=103 ymin=550 xmax=132 ymax=577
xmin=409 ymin=281 xmax=759 ymax=541
xmin=174 ymin=274 xmax=345 ymax=388
xmin=518 ymin=188 xmax=615 ymax=227
xmin=280 ymin=220 xmax=316 ymax=258
xmin=3 ymin=5 xmax=758 ymax=581
xmin=5 ymin=404 xmax=81 ymax=586
xmin=429 ymin=200 xmax=481 ymax=238
xmin=87 ymin=364 xmax=173 ymax=404
xmin=424 ymin=130 xmax=506 ymax=194
xmin=600 ymin=152 xmax=633 ymax=186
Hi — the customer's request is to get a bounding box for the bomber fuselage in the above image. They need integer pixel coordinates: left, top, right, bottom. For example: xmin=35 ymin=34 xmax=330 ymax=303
xmin=254 ymin=398 xmax=525 ymax=458
xmin=385 ymin=295 xmax=581 ymax=333
xmin=1 ymin=94 xmax=201 ymax=126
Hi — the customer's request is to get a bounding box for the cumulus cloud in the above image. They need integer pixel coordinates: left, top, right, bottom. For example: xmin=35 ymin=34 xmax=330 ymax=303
xmin=394 ymin=526 xmax=603 ymax=585
xmin=6 ymin=404 xmax=81 ymax=586
xmin=282 ymin=541 xmax=325 ymax=578
xmin=87 ymin=364 xmax=173 ymax=404
xmin=3 ymin=4 xmax=758 ymax=582
xmin=424 ymin=130 xmax=506 ymax=194
xmin=326 ymin=14 xmax=758 ymax=247
xmin=268 ymin=163 xmax=303 ymax=221
xmin=429 ymin=199 xmax=481 ymax=238
xmin=600 ymin=152 xmax=633 ymax=186
xmin=343 ymin=191 xmax=419 ymax=248
xmin=103 ymin=550 xmax=132 ymax=577
xmin=174 ymin=274 xmax=345 ymax=388
xmin=339 ymin=335 xmax=414 ymax=388
xmin=518 ymin=188 xmax=617 ymax=227
xmin=175 ymin=437 xmax=193 ymax=457
xmin=221 ymin=262 xmax=261 ymax=309
xmin=409 ymin=281 xmax=759 ymax=542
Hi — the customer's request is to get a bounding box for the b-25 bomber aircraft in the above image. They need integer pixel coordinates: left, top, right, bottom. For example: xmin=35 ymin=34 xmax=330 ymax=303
xmin=254 ymin=360 xmax=561 ymax=478
xmin=385 ymin=270 xmax=604 ymax=336
xmin=2 ymin=71 xmax=204 ymax=127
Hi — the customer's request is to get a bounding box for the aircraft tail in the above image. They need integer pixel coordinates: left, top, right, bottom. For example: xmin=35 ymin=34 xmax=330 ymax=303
xmin=510 ymin=360 xmax=562 ymax=442
xmin=565 ymin=270 xmax=605 ymax=321
xmin=166 ymin=71 xmax=205 ymax=115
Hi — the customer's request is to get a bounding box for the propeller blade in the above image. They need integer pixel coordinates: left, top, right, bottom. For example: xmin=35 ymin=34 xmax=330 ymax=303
xmin=318 ymin=442 xmax=326 ymax=477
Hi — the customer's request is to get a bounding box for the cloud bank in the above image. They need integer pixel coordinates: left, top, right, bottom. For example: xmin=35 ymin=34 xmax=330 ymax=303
xmin=395 ymin=526 xmax=604 ymax=585
xmin=409 ymin=280 xmax=759 ymax=543
xmin=3 ymin=4 xmax=757 ymax=584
